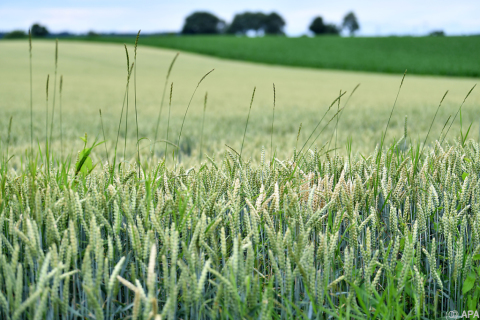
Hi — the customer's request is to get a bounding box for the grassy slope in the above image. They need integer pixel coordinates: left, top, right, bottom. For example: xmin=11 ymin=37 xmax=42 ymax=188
xmin=0 ymin=40 xmax=478 ymax=165
xmin=79 ymin=35 xmax=480 ymax=77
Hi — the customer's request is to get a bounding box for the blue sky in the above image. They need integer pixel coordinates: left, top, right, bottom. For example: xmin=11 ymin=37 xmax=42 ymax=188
xmin=1 ymin=0 xmax=479 ymax=36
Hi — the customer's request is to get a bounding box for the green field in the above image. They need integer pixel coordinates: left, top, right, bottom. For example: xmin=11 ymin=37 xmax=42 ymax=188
xmin=79 ymin=35 xmax=480 ymax=77
xmin=1 ymin=38 xmax=480 ymax=319
xmin=0 ymin=40 xmax=478 ymax=165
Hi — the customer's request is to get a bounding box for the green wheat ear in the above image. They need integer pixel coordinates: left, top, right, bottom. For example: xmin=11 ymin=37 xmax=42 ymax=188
xmin=134 ymin=30 xmax=141 ymax=59
xmin=294 ymin=122 xmax=302 ymax=161
xmin=124 ymin=44 xmax=130 ymax=73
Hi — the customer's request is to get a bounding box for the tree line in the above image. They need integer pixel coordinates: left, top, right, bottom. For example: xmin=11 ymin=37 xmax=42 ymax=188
xmin=2 ymin=12 xmax=360 ymax=39
xmin=3 ymin=23 xmax=48 ymax=39
xmin=182 ymin=11 xmax=360 ymax=36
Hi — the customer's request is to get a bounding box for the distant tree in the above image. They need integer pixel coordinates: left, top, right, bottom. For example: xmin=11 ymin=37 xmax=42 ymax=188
xmin=309 ymin=17 xmax=339 ymax=35
xmin=226 ymin=13 xmax=245 ymax=34
xmin=342 ymin=12 xmax=359 ymax=36
xmin=181 ymin=12 xmax=225 ymax=35
xmin=56 ymin=32 xmax=73 ymax=37
xmin=429 ymin=30 xmax=445 ymax=36
xmin=4 ymin=30 xmax=27 ymax=39
xmin=227 ymin=11 xmax=286 ymax=35
xmin=87 ymin=31 xmax=99 ymax=37
xmin=263 ymin=12 xmax=286 ymax=35
xmin=31 ymin=23 xmax=49 ymax=37
xmin=227 ymin=12 xmax=266 ymax=35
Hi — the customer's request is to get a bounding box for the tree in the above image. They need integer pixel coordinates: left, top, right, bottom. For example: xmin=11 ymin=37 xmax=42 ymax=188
xmin=227 ymin=12 xmax=265 ymax=35
xmin=227 ymin=11 xmax=286 ymax=36
xmin=342 ymin=12 xmax=359 ymax=36
xmin=31 ymin=23 xmax=49 ymax=37
xmin=87 ymin=31 xmax=99 ymax=37
xmin=181 ymin=12 xmax=225 ymax=35
xmin=263 ymin=12 xmax=286 ymax=35
xmin=309 ymin=17 xmax=339 ymax=35
xmin=429 ymin=30 xmax=445 ymax=36
xmin=4 ymin=30 xmax=27 ymax=39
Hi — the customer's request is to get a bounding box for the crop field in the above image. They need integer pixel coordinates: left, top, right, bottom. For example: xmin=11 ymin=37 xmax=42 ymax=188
xmin=0 ymin=40 xmax=479 ymax=164
xmin=0 ymin=38 xmax=480 ymax=319
xmin=79 ymin=35 xmax=480 ymax=77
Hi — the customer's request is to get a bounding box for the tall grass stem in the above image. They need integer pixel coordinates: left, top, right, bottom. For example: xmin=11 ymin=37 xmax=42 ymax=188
xmin=240 ymin=86 xmax=256 ymax=158
xmin=298 ymin=91 xmax=346 ymax=156
xmin=114 ymin=62 xmax=134 ymax=169
xmin=271 ymin=83 xmax=276 ymax=158
xmin=153 ymin=53 xmax=179 ymax=157
xmin=199 ymin=92 xmax=208 ymax=161
xmin=28 ymin=30 xmax=33 ymax=154
xmin=441 ymin=84 xmax=476 ymax=144
xmin=420 ymin=90 xmax=448 ymax=155
xmin=99 ymin=109 xmax=109 ymax=161
xmin=382 ymin=70 xmax=407 ymax=145
xmin=134 ymin=30 xmax=141 ymax=174
xmin=123 ymin=45 xmax=130 ymax=162
xmin=45 ymin=75 xmax=50 ymax=160
xmin=165 ymin=83 xmax=173 ymax=162
xmin=59 ymin=75 xmax=63 ymax=159
xmin=49 ymin=39 xmax=58 ymax=146
xmin=177 ymin=69 xmax=214 ymax=164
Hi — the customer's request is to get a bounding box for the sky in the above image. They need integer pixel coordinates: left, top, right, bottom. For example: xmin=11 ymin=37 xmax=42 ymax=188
xmin=1 ymin=0 xmax=479 ymax=36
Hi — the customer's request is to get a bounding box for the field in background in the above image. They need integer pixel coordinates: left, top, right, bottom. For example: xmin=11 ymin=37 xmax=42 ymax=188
xmin=0 ymin=40 xmax=478 ymax=166
xmin=78 ymin=35 xmax=480 ymax=77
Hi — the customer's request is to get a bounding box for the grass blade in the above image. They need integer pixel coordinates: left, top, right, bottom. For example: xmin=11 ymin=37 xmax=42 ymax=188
xmin=28 ymin=29 xmax=33 ymax=154
xmin=271 ymin=83 xmax=276 ymax=158
xmin=153 ymin=52 xmax=179 ymax=157
xmin=49 ymin=39 xmax=58 ymax=147
xmin=420 ymin=90 xmax=448 ymax=155
xmin=382 ymin=70 xmax=407 ymax=146
xmin=165 ymin=82 xmax=173 ymax=163
xmin=199 ymin=91 xmax=208 ymax=161
xmin=441 ymin=84 xmax=476 ymax=144
xmin=99 ymin=109 xmax=109 ymax=161
xmin=240 ymin=86 xmax=256 ymax=159
xmin=177 ymin=69 xmax=214 ymax=164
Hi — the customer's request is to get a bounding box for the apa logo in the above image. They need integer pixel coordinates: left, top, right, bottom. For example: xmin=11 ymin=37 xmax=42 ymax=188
xmin=447 ymin=310 xmax=480 ymax=319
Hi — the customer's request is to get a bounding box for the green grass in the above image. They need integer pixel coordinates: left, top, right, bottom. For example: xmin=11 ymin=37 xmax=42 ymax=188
xmin=77 ymin=35 xmax=480 ymax=77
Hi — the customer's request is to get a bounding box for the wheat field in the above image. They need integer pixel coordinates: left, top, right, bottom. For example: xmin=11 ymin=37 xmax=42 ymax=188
xmin=0 ymin=38 xmax=480 ymax=319
xmin=1 ymin=138 xmax=480 ymax=319
xmin=0 ymin=40 xmax=478 ymax=164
